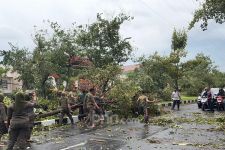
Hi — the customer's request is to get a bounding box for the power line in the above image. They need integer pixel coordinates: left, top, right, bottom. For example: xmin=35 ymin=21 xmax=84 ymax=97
xmin=138 ymin=0 xmax=173 ymax=27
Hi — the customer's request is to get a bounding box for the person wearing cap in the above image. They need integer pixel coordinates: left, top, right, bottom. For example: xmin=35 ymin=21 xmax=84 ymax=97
xmin=0 ymin=94 xmax=7 ymax=144
xmin=7 ymin=92 xmax=36 ymax=150
xmin=83 ymin=88 xmax=100 ymax=128
xmin=59 ymin=92 xmax=74 ymax=126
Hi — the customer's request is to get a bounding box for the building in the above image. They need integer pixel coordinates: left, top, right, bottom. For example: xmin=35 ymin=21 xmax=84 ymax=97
xmin=122 ymin=64 xmax=140 ymax=74
xmin=0 ymin=70 xmax=22 ymax=94
xmin=120 ymin=64 xmax=141 ymax=79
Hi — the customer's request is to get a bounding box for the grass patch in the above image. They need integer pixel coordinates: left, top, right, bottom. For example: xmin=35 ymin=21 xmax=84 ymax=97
xmin=149 ymin=117 xmax=174 ymax=126
xmin=181 ymin=96 xmax=197 ymax=101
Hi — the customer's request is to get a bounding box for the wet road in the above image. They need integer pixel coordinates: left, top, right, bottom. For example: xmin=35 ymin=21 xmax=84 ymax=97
xmin=4 ymin=103 xmax=225 ymax=150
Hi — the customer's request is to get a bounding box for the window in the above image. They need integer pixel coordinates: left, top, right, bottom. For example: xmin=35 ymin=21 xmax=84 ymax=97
xmin=1 ymin=80 xmax=8 ymax=89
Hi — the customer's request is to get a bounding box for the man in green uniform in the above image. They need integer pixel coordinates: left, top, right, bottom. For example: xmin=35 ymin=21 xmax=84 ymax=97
xmin=83 ymin=88 xmax=100 ymax=128
xmin=0 ymin=94 xmax=7 ymax=144
xmin=7 ymin=92 xmax=36 ymax=150
xmin=24 ymin=91 xmax=37 ymax=142
xmin=59 ymin=92 xmax=74 ymax=126
xmin=77 ymin=90 xmax=88 ymax=121
xmin=137 ymin=94 xmax=158 ymax=123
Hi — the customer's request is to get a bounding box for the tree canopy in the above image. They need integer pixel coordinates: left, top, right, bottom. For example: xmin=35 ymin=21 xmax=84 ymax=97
xmin=76 ymin=13 xmax=133 ymax=68
xmin=1 ymin=13 xmax=133 ymax=96
xmin=189 ymin=0 xmax=225 ymax=30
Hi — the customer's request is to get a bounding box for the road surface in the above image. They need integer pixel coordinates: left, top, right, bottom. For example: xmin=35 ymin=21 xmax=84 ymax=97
xmin=2 ymin=103 xmax=225 ymax=150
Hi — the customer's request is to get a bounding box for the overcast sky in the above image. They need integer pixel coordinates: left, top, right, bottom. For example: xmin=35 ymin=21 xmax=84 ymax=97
xmin=0 ymin=0 xmax=225 ymax=71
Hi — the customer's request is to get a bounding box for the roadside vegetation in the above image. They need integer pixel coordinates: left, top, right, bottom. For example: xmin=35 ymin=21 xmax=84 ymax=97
xmin=1 ymin=9 xmax=225 ymax=118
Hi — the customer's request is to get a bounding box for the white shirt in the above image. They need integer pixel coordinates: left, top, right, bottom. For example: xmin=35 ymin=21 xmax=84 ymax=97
xmin=171 ymin=91 xmax=180 ymax=100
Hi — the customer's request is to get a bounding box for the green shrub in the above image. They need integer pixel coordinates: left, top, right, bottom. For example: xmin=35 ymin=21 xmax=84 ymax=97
xmin=3 ymin=96 xmax=12 ymax=107
xmin=107 ymin=80 xmax=140 ymax=118
xmin=37 ymin=97 xmax=59 ymax=111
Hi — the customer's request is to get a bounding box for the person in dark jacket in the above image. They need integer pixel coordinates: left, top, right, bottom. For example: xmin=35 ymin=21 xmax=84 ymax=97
xmin=204 ymin=87 xmax=214 ymax=112
xmin=0 ymin=94 xmax=7 ymax=143
xmin=217 ymin=88 xmax=225 ymax=97
xmin=6 ymin=92 xmax=36 ymax=150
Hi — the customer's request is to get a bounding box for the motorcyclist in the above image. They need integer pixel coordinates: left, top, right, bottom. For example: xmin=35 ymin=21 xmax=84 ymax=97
xmin=217 ymin=88 xmax=225 ymax=109
xmin=202 ymin=88 xmax=208 ymax=97
xmin=204 ymin=87 xmax=214 ymax=112
xmin=217 ymin=88 xmax=225 ymax=97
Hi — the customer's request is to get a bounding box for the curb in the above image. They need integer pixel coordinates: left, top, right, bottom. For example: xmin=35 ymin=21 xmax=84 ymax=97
xmin=34 ymin=115 xmax=78 ymax=126
xmin=159 ymin=99 xmax=197 ymax=108
xmin=33 ymin=111 xmax=113 ymax=126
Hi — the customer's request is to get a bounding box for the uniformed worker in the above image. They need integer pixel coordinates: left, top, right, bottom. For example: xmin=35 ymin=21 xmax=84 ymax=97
xmin=0 ymin=94 xmax=7 ymax=143
xmin=137 ymin=95 xmax=150 ymax=115
xmin=83 ymin=88 xmax=100 ymax=128
xmin=77 ymin=89 xmax=88 ymax=121
xmin=59 ymin=92 xmax=74 ymax=126
xmin=137 ymin=94 xmax=157 ymax=123
xmin=7 ymin=92 xmax=36 ymax=150
xmin=67 ymin=91 xmax=77 ymax=106
xmin=24 ymin=91 xmax=37 ymax=142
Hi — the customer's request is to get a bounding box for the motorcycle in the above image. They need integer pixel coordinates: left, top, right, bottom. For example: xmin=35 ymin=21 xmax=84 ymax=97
xmin=201 ymin=96 xmax=209 ymax=111
xmin=197 ymin=94 xmax=202 ymax=108
xmin=216 ymin=96 xmax=224 ymax=111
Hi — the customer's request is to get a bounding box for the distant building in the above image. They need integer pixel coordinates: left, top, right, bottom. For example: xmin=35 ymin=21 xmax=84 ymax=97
xmin=122 ymin=64 xmax=141 ymax=74
xmin=120 ymin=64 xmax=141 ymax=79
xmin=0 ymin=70 xmax=22 ymax=94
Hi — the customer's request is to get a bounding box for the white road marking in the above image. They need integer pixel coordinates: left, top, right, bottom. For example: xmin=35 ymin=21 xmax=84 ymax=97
xmin=60 ymin=141 xmax=87 ymax=150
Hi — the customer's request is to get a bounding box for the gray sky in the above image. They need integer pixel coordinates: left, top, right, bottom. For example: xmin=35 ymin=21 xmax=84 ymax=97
xmin=0 ymin=0 xmax=225 ymax=71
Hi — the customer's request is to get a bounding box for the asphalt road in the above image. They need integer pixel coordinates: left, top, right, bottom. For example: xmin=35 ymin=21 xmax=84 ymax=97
xmin=2 ymin=103 xmax=225 ymax=150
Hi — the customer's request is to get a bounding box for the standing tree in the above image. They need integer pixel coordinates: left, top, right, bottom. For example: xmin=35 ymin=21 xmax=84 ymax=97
xmin=76 ymin=13 xmax=133 ymax=68
xmin=170 ymin=29 xmax=187 ymax=89
xmin=181 ymin=53 xmax=216 ymax=95
xmin=75 ymin=13 xmax=133 ymax=92
xmin=2 ymin=44 xmax=34 ymax=89
xmin=136 ymin=53 xmax=173 ymax=100
xmin=189 ymin=0 xmax=225 ymax=30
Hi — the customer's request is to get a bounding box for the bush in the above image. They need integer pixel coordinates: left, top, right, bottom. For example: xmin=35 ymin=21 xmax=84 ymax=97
xmin=3 ymin=96 xmax=12 ymax=107
xmin=161 ymin=84 xmax=173 ymax=101
xmin=37 ymin=97 xmax=59 ymax=111
xmin=107 ymin=80 xmax=140 ymax=118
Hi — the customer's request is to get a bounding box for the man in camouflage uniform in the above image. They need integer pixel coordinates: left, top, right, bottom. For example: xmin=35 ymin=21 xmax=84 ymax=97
xmin=0 ymin=94 xmax=7 ymax=143
xmin=137 ymin=94 xmax=158 ymax=123
xmin=59 ymin=92 xmax=74 ymax=126
xmin=77 ymin=89 xmax=88 ymax=121
xmin=7 ymin=92 xmax=36 ymax=150
xmin=83 ymin=88 xmax=100 ymax=128
xmin=24 ymin=91 xmax=36 ymax=142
